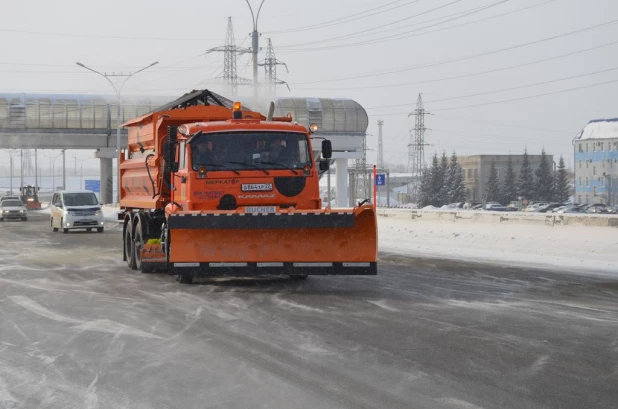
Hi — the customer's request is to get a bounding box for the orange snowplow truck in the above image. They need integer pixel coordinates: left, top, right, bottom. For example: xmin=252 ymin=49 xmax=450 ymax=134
xmin=120 ymin=90 xmax=377 ymax=283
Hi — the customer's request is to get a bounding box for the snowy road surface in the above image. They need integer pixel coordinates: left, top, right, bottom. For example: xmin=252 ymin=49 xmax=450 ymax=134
xmin=1 ymin=212 xmax=617 ymax=409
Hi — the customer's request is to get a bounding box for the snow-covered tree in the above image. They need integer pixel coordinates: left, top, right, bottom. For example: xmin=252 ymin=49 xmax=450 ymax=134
xmin=485 ymin=160 xmax=501 ymax=203
xmin=534 ymin=148 xmax=554 ymax=202
xmin=437 ymin=151 xmax=449 ymax=205
xmin=417 ymin=166 xmax=433 ymax=207
xmin=554 ymin=155 xmax=570 ymax=203
xmin=501 ymin=155 xmax=517 ymax=205
xmin=446 ymin=151 xmax=466 ymax=203
xmin=517 ymin=149 xmax=534 ymax=200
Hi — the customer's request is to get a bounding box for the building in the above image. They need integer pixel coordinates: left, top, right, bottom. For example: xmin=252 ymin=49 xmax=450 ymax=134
xmin=574 ymin=118 xmax=618 ymax=205
xmin=459 ymin=154 xmax=551 ymax=202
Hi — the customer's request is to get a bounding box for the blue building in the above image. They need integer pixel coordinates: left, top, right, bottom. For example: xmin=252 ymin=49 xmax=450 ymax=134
xmin=574 ymin=118 xmax=618 ymax=205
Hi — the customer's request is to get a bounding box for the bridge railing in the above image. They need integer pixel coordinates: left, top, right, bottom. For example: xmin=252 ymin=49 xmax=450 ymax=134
xmin=0 ymin=99 xmax=156 ymax=131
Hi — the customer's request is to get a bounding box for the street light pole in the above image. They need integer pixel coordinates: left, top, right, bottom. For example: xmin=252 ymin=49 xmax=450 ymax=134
xmin=76 ymin=61 xmax=159 ymax=203
xmin=246 ymin=0 xmax=266 ymax=110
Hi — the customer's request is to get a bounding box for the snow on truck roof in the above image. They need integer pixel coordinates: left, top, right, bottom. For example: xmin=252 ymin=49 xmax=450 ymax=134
xmin=575 ymin=117 xmax=618 ymax=141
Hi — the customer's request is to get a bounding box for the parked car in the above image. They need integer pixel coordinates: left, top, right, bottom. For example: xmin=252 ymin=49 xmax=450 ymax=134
xmin=50 ymin=190 xmax=105 ymax=233
xmin=555 ymin=206 xmax=585 ymax=214
xmin=585 ymin=204 xmax=609 ymax=214
xmin=0 ymin=199 xmax=28 ymax=221
xmin=485 ymin=203 xmax=508 ymax=211
xmin=536 ymin=203 xmax=565 ymax=213
xmin=523 ymin=202 xmax=548 ymax=212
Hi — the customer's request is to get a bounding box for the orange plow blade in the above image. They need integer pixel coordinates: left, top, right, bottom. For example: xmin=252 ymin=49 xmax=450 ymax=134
xmin=166 ymin=205 xmax=377 ymax=276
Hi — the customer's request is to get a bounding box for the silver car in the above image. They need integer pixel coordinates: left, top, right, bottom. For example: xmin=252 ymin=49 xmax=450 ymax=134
xmin=0 ymin=199 xmax=28 ymax=221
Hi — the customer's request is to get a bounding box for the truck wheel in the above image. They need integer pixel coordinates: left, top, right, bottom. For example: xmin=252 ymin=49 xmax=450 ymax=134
xmin=176 ymin=273 xmax=193 ymax=284
xmin=51 ymin=219 xmax=58 ymax=232
xmin=22 ymin=218 xmax=27 ymax=221
xmin=61 ymin=219 xmax=69 ymax=234
xmin=134 ymin=219 xmax=145 ymax=272
xmin=86 ymin=228 xmax=92 ymax=232
xmin=97 ymin=227 xmax=104 ymax=233
xmin=125 ymin=221 xmax=137 ymax=270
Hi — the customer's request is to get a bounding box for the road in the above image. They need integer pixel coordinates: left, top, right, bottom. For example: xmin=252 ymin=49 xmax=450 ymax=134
xmin=1 ymin=212 xmax=617 ymax=409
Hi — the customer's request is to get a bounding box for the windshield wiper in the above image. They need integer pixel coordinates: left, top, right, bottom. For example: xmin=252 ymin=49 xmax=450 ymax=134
xmin=197 ymin=163 xmax=240 ymax=175
xmin=257 ymin=161 xmax=300 ymax=175
xmin=227 ymin=161 xmax=270 ymax=175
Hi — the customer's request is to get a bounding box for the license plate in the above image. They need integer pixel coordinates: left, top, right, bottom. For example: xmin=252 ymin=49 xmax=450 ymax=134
xmin=245 ymin=206 xmax=276 ymax=214
xmin=242 ymin=183 xmax=273 ymax=192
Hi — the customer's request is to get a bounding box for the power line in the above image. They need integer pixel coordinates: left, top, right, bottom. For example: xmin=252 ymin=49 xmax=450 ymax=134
xmin=367 ymin=65 xmax=618 ymax=109
xmin=298 ymin=0 xmax=540 ymax=46
xmin=0 ymin=27 xmax=222 ymax=42
xmin=431 ymin=78 xmax=618 ymax=111
xmin=293 ymin=18 xmax=618 ymax=84
xmin=279 ymin=0 xmax=511 ymax=50
xmin=292 ymin=39 xmax=618 ymax=91
xmin=263 ymin=0 xmax=414 ymax=34
xmin=369 ymin=77 xmax=618 ymax=116
xmin=433 ymin=113 xmax=573 ymax=134
xmin=278 ymin=0 xmax=467 ymax=49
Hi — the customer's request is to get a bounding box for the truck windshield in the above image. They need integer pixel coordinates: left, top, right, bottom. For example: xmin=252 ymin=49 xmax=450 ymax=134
xmin=191 ymin=132 xmax=311 ymax=172
xmin=63 ymin=193 xmax=99 ymax=206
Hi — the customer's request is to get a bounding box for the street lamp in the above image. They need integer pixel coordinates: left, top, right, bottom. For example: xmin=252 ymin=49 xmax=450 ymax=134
xmin=245 ymin=0 xmax=267 ymax=109
xmin=45 ymin=151 xmax=63 ymax=191
xmin=76 ymin=60 xmax=159 ymax=203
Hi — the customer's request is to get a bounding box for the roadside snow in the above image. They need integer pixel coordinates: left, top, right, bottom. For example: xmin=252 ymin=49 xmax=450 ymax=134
xmin=379 ymin=217 xmax=618 ymax=276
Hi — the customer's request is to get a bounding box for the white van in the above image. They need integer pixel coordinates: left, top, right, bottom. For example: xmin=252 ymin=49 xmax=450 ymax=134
xmin=50 ymin=190 xmax=105 ymax=233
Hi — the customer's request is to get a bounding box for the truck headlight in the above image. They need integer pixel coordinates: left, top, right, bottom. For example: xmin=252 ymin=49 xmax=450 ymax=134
xmin=27 ymin=198 xmax=34 ymax=202
xmin=20 ymin=210 xmax=25 ymax=213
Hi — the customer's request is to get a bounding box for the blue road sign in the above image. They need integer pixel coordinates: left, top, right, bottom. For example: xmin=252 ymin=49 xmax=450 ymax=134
xmin=85 ymin=179 xmax=100 ymax=192
xmin=375 ymin=173 xmax=386 ymax=186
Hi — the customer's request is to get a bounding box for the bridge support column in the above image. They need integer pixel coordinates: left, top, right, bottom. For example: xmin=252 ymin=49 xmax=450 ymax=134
xmin=335 ymin=158 xmax=348 ymax=208
xmin=95 ymin=148 xmax=116 ymax=204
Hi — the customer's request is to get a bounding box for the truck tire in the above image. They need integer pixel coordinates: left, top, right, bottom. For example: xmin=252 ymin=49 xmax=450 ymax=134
xmin=134 ymin=219 xmax=145 ymax=272
xmin=51 ymin=219 xmax=58 ymax=232
xmin=97 ymin=227 xmax=104 ymax=233
xmin=125 ymin=219 xmax=137 ymax=270
xmin=61 ymin=219 xmax=69 ymax=234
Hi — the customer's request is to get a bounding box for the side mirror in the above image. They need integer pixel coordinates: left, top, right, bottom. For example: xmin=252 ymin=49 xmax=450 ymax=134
xmin=321 ymin=140 xmax=332 ymax=159
xmin=319 ymin=160 xmax=330 ymax=171
xmin=54 ymin=202 xmax=63 ymax=208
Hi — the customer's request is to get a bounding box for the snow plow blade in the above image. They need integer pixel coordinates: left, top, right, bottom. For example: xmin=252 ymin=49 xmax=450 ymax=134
xmin=166 ymin=205 xmax=377 ymax=277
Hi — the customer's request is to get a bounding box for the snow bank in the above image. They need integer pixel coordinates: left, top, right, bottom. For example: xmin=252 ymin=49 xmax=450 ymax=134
xmin=379 ymin=217 xmax=618 ymax=276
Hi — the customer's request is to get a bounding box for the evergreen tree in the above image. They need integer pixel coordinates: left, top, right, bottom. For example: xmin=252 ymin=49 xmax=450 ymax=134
xmin=446 ymin=151 xmax=466 ymax=203
xmin=429 ymin=153 xmax=442 ymax=207
xmin=417 ymin=166 xmax=433 ymax=207
xmin=437 ymin=151 xmax=449 ymax=205
xmin=534 ymin=148 xmax=554 ymax=202
xmin=501 ymin=155 xmax=517 ymax=205
xmin=485 ymin=160 xmax=501 ymax=203
xmin=554 ymin=155 xmax=570 ymax=203
xmin=517 ymin=148 xmax=535 ymax=200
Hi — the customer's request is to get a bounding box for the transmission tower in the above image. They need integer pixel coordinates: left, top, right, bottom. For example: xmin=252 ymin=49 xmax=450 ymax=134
xmin=259 ymin=38 xmax=290 ymax=99
xmin=377 ymin=120 xmax=384 ymax=170
xmin=206 ymin=17 xmax=251 ymax=96
xmin=407 ymin=93 xmax=431 ymax=201
xmin=351 ymin=132 xmax=371 ymax=205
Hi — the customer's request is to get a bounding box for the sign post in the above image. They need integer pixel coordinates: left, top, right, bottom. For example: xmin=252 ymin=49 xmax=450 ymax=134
xmin=373 ymin=165 xmax=377 ymax=209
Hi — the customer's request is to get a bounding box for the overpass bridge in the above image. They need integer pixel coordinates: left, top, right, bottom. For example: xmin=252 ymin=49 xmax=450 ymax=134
xmin=0 ymin=91 xmax=368 ymax=205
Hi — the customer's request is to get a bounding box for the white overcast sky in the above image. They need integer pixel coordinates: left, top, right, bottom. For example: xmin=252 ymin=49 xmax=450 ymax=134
xmin=1 ymin=0 xmax=618 ymax=169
